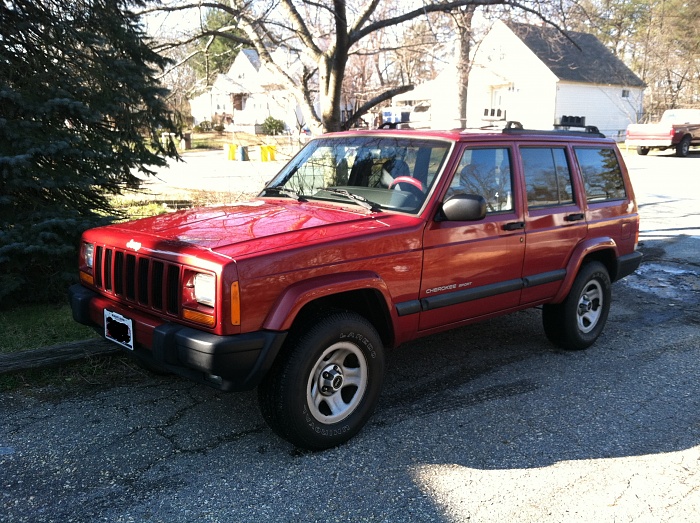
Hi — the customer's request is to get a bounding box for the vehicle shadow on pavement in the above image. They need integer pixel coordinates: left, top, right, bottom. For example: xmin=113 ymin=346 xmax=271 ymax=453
xmin=640 ymin=149 xmax=700 ymax=158
xmin=371 ymin=236 xmax=700 ymax=470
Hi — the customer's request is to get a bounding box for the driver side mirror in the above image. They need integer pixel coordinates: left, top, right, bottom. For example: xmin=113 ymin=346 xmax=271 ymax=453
xmin=438 ymin=194 xmax=487 ymax=222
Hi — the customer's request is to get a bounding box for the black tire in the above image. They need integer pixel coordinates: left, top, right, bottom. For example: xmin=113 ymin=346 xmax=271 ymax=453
xmin=676 ymin=136 xmax=691 ymax=157
xmin=636 ymin=146 xmax=650 ymax=156
xmin=258 ymin=311 xmax=384 ymax=450
xmin=542 ymin=262 xmax=611 ymax=350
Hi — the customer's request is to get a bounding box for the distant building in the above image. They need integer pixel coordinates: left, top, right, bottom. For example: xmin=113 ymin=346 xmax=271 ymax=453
xmin=189 ymin=48 xmax=359 ymax=134
xmin=466 ymin=20 xmax=645 ymax=138
xmin=189 ymin=49 xmax=306 ymax=134
xmin=389 ymin=63 xmax=462 ymax=129
xmin=388 ymin=21 xmax=645 ymax=138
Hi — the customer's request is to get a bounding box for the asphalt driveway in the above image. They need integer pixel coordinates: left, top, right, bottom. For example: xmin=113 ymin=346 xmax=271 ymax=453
xmin=1 ymin=147 xmax=699 ymax=522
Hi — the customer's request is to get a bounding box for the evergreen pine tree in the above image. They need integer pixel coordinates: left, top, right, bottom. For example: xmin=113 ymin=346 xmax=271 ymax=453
xmin=0 ymin=0 xmax=178 ymax=304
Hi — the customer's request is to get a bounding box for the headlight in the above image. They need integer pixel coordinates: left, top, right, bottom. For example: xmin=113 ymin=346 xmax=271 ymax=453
xmin=193 ymin=273 xmax=216 ymax=307
xmin=82 ymin=242 xmax=94 ymax=269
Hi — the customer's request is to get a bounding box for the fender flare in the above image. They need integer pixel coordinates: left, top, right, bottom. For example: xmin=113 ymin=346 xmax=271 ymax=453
xmin=672 ymin=131 xmax=689 ymax=145
xmin=552 ymin=237 xmax=618 ymax=303
xmin=262 ymin=271 xmax=394 ymax=332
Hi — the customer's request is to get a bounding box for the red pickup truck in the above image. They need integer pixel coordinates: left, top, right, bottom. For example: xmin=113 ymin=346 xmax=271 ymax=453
xmin=70 ymin=127 xmax=641 ymax=449
xmin=626 ymin=108 xmax=700 ymax=157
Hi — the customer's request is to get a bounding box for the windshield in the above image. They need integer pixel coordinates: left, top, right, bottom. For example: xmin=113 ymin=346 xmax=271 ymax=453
xmin=260 ymin=135 xmax=452 ymax=214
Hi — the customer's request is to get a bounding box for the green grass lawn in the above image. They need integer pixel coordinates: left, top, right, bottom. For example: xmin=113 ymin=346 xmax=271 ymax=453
xmin=0 ymin=304 xmax=152 ymax=394
xmin=0 ymin=304 xmax=98 ymax=354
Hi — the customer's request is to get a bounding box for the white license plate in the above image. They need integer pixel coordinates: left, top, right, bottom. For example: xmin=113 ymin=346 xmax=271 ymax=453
xmin=104 ymin=310 xmax=134 ymax=350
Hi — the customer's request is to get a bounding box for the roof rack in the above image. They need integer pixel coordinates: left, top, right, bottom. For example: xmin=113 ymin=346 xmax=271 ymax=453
xmin=501 ymin=121 xmax=605 ymax=138
xmin=378 ymin=122 xmax=414 ymax=130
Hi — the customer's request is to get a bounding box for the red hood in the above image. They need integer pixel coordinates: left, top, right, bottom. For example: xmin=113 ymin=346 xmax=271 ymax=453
xmin=110 ymin=199 xmax=419 ymax=259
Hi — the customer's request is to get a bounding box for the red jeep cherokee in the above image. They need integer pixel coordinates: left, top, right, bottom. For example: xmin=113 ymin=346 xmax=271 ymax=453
xmin=69 ymin=126 xmax=641 ymax=449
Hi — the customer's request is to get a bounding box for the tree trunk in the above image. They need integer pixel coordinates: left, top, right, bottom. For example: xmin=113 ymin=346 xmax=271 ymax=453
xmin=455 ymin=7 xmax=474 ymax=129
xmin=320 ymin=1 xmax=350 ymax=133
xmin=320 ymin=56 xmax=345 ymax=133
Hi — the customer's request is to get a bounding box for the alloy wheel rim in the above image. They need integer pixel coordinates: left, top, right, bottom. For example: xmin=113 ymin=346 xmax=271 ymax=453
xmin=306 ymin=342 xmax=368 ymax=424
xmin=577 ymin=280 xmax=603 ymax=333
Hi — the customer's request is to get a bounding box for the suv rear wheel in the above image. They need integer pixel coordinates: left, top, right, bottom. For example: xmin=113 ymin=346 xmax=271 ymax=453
xmin=542 ymin=261 xmax=611 ymax=350
xmin=258 ymin=311 xmax=384 ymax=450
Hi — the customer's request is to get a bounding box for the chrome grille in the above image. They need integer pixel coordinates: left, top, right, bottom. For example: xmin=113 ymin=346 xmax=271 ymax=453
xmin=93 ymin=246 xmax=181 ymax=315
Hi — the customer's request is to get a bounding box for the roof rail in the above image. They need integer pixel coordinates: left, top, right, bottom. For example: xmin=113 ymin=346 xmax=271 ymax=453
xmin=502 ymin=123 xmax=605 ymax=138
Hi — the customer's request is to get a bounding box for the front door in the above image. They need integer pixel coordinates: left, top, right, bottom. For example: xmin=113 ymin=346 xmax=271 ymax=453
xmin=419 ymin=145 xmax=526 ymax=332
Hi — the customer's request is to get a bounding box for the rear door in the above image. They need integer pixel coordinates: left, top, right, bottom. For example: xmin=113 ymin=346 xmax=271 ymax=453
xmin=516 ymin=145 xmax=588 ymax=305
xmin=574 ymin=145 xmax=638 ymax=254
xmin=419 ymin=144 xmax=526 ymax=331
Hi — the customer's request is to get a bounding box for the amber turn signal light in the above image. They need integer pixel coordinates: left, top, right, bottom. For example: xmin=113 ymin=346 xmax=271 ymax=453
xmin=230 ymin=282 xmax=241 ymax=326
xmin=183 ymin=309 xmax=216 ymax=327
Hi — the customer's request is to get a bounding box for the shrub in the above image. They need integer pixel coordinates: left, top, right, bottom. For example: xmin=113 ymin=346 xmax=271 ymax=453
xmin=262 ymin=116 xmax=286 ymax=135
xmin=194 ymin=121 xmax=212 ymax=132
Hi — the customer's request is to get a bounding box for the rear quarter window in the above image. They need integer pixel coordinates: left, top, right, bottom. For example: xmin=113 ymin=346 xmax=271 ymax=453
xmin=574 ymin=147 xmax=627 ymax=202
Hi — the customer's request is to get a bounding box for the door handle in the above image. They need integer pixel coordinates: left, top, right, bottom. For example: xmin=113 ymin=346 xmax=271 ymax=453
xmin=565 ymin=213 xmax=585 ymax=222
xmin=503 ymin=221 xmax=525 ymax=231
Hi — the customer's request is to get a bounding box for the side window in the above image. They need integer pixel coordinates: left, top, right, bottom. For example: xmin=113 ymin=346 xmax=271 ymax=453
xmin=521 ymin=148 xmax=574 ymax=207
xmin=447 ymin=147 xmax=513 ymax=213
xmin=574 ymin=147 xmax=627 ymax=202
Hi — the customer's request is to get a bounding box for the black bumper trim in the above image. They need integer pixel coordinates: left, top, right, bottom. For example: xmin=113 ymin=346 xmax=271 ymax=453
xmin=616 ymin=251 xmax=643 ymax=281
xmin=69 ymin=284 xmax=96 ymax=326
xmin=68 ymin=284 xmax=287 ymax=391
xmin=167 ymin=326 xmax=287 ymax=391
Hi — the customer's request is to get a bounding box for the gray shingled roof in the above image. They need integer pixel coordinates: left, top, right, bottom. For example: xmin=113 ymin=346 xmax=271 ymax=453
xmin=241 ymin=48 xmax=262 ymax=71
xmin=508 ymin=22 xmax=645 ymax=87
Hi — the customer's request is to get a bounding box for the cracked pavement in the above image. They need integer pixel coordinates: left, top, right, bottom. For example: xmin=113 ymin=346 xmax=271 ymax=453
xmin=1 ymin=149 xmax=700 ymax=522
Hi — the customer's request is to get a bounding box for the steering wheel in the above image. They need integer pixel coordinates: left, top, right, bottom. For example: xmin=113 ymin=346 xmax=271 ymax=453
xmin=389 ymin=176 xmax=425 ymax=193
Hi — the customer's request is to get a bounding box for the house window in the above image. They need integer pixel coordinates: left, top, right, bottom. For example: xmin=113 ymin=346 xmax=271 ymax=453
xmin=232 ymin=94 xmax=245 ymax=111
xmin=621 ymin=89 xmax=630 ymax=98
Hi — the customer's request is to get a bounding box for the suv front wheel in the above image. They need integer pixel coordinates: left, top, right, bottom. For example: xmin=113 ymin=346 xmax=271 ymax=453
xmin=542 ymin=262 xmax=611 ymax=350
xmin=258 ymin=311 xmax=384 ymax=450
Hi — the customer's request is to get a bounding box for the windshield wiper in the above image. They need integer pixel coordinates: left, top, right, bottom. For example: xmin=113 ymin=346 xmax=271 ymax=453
xmin=322 ymin=188 xmax=382 ymax=212
xmin=263 ymin=186 xmax=307 ymax=202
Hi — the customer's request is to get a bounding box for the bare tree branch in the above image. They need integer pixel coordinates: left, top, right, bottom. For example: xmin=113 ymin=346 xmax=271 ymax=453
xmin=137 ymin=1 xmax=239 ymax=18
xmin=344 ymin=85 xmax=415 ymax=129
xmin=153 ymin=28 xmax=252 ymax=53
xmin=350 ymin=0 xmax=381 ymax=35
xmin=350 ymin=0 xmax=508 ymax=43
xmin=279 ymin=0 xmax=323 ymax=59
xmin=156 ymin=47 xmax=204 ymax=80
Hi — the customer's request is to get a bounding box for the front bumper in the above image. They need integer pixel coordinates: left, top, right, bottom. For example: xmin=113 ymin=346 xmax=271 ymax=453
xmin=69 ymin=284 xmax=287 ymax=391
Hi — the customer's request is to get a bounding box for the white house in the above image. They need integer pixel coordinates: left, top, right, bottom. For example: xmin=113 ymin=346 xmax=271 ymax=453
xmin=189 ymin=73 xmax=242 ymax=126
xmin=389 ymin=62 xmax=462 ymax=129
xmin=190 ymin=49 xmax=306 ymax=133
xmin=466 ymin=21 xmax=645 ymax=138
